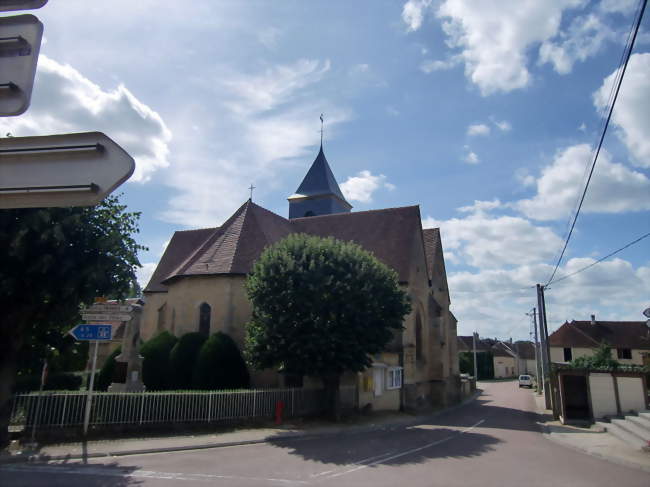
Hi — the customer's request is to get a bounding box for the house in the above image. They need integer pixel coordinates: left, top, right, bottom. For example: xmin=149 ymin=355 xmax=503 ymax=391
xmin=492 ymin=342 xmax=517 ymax=378
xmin=456 ymin=335 xmax=490 ymax=354
xmin=549 ymin=315 xmax=650 ymax=366
xmin=141 ymin=143 xmax=460 ymax=411
xmin=513 ymin=341 xmax=537 ymax=377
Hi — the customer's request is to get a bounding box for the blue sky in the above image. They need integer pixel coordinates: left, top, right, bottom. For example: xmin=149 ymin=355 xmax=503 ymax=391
xmin=3 ymin=0 xmax=649 ymax=341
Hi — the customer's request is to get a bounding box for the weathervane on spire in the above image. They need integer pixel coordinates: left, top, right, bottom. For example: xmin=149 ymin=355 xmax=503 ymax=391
xmin=248 ymin=183 xmax=255 ymax=201
xmin=320 ymin=113 xmax=324 ymax=146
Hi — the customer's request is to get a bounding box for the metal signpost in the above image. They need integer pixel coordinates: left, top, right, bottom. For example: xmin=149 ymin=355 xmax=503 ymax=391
xmin=68 ymin=323 xmax=113 ymax=435
xmin=0 ymin=132 xmax=135 ymax=208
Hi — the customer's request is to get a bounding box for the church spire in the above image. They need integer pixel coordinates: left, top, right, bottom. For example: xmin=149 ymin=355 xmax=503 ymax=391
xmin=288 ymin=126 xmax=352 ymax=219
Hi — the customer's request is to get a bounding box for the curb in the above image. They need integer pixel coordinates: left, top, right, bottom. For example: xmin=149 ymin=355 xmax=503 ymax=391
xmin=0 ymin=390 xmax=482 ymax=465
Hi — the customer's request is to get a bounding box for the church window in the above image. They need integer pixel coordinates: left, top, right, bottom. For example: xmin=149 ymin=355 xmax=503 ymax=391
xmin=415 ymin=312 xmax=423 ymax=362
xmin=157 ymin=303 xmax=166 ymax=331
xmin=199 ymin=302 xmax=211 ymax=337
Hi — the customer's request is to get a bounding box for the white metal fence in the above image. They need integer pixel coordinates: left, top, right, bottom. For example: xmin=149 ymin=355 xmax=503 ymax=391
xmin=10 ymin=386 xmax=357 ymax=430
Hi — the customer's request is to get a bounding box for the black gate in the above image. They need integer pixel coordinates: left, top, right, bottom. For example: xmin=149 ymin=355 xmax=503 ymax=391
xmin=562 ymin=374 xmax=590 ymax=420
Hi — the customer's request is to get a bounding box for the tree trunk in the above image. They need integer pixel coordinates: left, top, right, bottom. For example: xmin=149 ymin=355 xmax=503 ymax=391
xmin=322 ymin=373 xmax=341 ymax=421
xmin=0 ymin=340 xmax=20 ymax=448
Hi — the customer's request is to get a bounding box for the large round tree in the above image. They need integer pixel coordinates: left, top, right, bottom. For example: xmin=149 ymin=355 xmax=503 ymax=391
xmin=245 ymin=233 xmax=411 ymax=419
xmin=0 ymin=194 xmax=144 ymax=446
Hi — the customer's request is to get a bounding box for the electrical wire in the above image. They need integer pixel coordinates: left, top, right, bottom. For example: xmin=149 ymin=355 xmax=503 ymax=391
xmin=546 ymin=230 xmax=650 ymax=287
xmin=545 ymin=0 xmax=648 ymax=286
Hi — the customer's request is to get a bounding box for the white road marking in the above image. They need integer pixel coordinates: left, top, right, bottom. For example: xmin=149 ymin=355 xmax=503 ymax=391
xmin=0 ymin=464 xmax=308 ymax=484
xmin=310 ymin=450 xmax=397 ymax=477
xmin=325 ymin=419 xmax=486 ymax=479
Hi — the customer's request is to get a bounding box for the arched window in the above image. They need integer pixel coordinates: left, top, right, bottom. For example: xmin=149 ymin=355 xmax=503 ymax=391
xmin=199 ymin=302 xmax=211 ymax=337
xmin=415 ymin=312 xmax=423 ymax=362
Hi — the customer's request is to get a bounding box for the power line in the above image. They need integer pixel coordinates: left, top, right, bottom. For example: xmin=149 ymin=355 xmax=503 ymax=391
xmin=547 ymin=230 xmax=650 ymax=287
xmin=545 ymin=0 xmax=647 ymax=286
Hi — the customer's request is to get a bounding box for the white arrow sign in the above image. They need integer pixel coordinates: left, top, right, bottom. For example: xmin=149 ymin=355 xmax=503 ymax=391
xmin=0 ymin=132 xmax=135 ymax=208
xmin=86 ymin=304 xmax=133 ymax=313
xmin=0 ymin=14 xmax=43 ymax=116
xmin=82 ymin=313 xmax=132 ymax=322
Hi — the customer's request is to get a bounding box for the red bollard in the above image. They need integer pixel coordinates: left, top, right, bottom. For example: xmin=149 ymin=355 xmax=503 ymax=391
xmin=275 ymin=400 xmax=285 ymax=425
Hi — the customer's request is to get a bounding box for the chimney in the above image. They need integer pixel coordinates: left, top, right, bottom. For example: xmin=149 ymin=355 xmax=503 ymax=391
xmin=591 ymin=314 xmax=596 ymax=325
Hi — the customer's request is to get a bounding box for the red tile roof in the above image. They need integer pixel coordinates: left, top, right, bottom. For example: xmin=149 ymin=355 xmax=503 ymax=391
xmin=549 ymin=320 xmax=650 ymax=350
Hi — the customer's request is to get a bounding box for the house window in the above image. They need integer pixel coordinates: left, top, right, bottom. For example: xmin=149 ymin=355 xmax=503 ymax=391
xmin=617 ymin=348 xmax=632 ymax=360
xmin=199 ymin=302 xmax=211 ymax=337
xmin=387 ymin=367 xmax=403 ymax=390
xmin=563 ymin=347 xmax=572 ymax=362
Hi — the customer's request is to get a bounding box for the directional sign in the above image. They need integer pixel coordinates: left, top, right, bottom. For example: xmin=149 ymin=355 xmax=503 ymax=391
xmin=85 ymin=303 xmax=133 ymax=313
xmin=69 ymin=323 xmax=113 ymax=341
xmin=0 ymin=14 xmax=43 ymax=116
xmin=0 ymin=132 xmax=135 ymax=208
xmin=0 ymin=1 xmax=48 ymax=11
xmin=82 ymin=312 xmax=132 ymax=322
xmin=643 ymin=308 xmax=650 ymax=319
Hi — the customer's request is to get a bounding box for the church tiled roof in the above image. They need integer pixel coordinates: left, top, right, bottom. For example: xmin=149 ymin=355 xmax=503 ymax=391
xmin=422 ymin=228 xmax=440 ymax=279
xmin=144 ymin=227 xmax=215 ymax=292
xmin=549 ymin=320 xmax=650 ymax=350
xmin=145 ymin=201 xmax=430 ymax=291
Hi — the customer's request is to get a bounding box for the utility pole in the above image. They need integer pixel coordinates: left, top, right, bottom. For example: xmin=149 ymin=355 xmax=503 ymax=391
xmin=536 ymin=284 xmax=551 ymax=409
xmin=472 ymin=332 xmax=478 ymax=380
xmin=539 ymin=284 xmax=555 ymax=413
xmin=529 ymin=308 xmax=543 ymax=395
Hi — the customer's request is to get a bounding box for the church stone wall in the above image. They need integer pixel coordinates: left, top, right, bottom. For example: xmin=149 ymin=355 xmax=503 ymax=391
xmin=141 ymin=292 xmax=167 ymax=341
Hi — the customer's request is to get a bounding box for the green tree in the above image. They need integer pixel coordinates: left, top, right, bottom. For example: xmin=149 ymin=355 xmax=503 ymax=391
xmin=170 ymin=332 xmax=207 ymax=389
xmin=245 ymin=234 xmax=411 ymax=419
xmin=570 ymin=343 xmax=620 ymax=370
xmin=141 ymin=331 xmax=178 ymax=391
xmin=458 ymin=351 xmax=494 ymax=380
xmin=192 ymin=332 xmax=249 ymax=390
xmin=0 ymin=194 xmax=144 ymax=446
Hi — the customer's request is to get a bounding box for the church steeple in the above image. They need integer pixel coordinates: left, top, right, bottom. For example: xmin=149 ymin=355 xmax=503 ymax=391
xmin=288 ymin=143 xmax=352 ymax=219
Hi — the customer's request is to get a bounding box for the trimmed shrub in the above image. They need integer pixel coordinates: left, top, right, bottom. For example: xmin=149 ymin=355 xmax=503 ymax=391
xmin=169 ymin=332 xmax=208 ymax=389
xmin=96 ymin=347 xmax=121 ymax=391
xmin=192 ymin=332 xmax=250 ymax=390
xmin=141 ymin=331 xmax=178 ymax=391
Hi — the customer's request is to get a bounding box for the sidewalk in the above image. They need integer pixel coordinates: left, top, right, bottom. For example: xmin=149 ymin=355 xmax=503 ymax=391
xmin=533 ymin=393 xmax=650 ymax=472
xmin=0 ymin=391 xmax=480 ymax=464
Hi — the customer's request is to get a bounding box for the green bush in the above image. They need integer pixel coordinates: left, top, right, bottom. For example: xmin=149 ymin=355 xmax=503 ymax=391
xmin=95 ymin=347 xmax=121 ymax=391
xmin=141 ymin=331 xmax=178 ymax=391
xmin=193 ymin=332 xmax=250 ymax=390
xmin=13 ymin=372 xmax=82 ymax=392
xmin=170 ymin=332 xmax=207 ymax=389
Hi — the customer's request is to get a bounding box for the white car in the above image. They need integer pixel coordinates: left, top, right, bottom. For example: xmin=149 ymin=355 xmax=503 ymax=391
xmin=518 ymin=375 xmax=533 ymax=388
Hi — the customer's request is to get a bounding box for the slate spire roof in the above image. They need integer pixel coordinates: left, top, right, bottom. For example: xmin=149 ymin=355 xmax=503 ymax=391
xmin=288 ymin=145 xmax=350 ymax=206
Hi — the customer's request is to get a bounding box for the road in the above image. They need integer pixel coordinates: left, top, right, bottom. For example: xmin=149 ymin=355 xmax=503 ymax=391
xmin=1 ymin=381 xmax=648 ymax=486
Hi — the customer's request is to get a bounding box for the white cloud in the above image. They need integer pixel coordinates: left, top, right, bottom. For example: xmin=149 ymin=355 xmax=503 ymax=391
xmin=594 ymin=53 xmax=650 ymax=168
xmin=462 ymin=146 xmax=480 ymax=164
xmin=492 ymin=119 xmax=512 ymax=132
xmin=516 ymin=144 xmax=650 ymax=220
xmin=420 ymin=57 xmax=460 ymax=73
xmin=515 ymin=169 xmax=536 ymax=188
xmin=467 ymin=123 xmax=490 ymax=136
xmin=258 ymin=26 xmax=282 ymax=49
xmin=599 ymin=0 xmax=638 ymax=14
xmin=402 ymin=0 xmax=432 ymax=31
xmin=578 ymin=122 xmax=587 ymax=132
xmin=434 ymin=0 xmax=584 ymax=95
xmin=423 ymin=210 xmax=563 ymax=269
xmin=220 ymin=59 xmax=331 ymax=115
xmin=340 ymin=170 xmax=394 ymax=203
xmin=136 ymin=262 xmax=158 ymax=289
xmin=539 ymin=14 xmax=615 ymax=75
xmin=0 ymin=56 xmax=172 ymax=182
xmin=159 ymin=59 xmax=350 ymax=227
xmin=457 ymin=199 xmax=502 ymax=215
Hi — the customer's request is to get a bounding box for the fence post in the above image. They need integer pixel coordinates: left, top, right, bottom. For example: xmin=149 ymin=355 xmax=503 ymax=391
xmin=208 ymin=393 xmax=212 ymax=423
xmin=60 ymin=395 xmax=68 ymax=428
xmin=139 ymin=392 xmax=145 ymax=425
xmin=291 ymin=388 xmax=295 ymax=417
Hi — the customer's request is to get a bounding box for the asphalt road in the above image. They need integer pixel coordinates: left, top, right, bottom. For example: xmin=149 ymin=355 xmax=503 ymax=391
xmin=1 ymin=381 xmax=648 ymax=486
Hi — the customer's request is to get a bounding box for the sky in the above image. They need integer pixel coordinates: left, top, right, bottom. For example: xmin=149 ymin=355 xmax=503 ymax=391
xmin=2 ymin=0 xmax=649 ymax=341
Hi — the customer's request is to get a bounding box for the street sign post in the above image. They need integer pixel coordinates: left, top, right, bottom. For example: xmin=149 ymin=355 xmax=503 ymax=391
xmin=0 ymin=14 xmax=43 ymax=116
xmin=0 ymin=132 xmax=135 ymax=208
xmin=81 ymin=313 xmax=132 ymax=322
xmin=68 ymin=323 xmax=113 ymax=341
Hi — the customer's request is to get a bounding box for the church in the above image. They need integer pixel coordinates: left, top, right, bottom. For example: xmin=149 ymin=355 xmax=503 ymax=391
xmin=142 ymin=143 xmax=461 ymax=411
